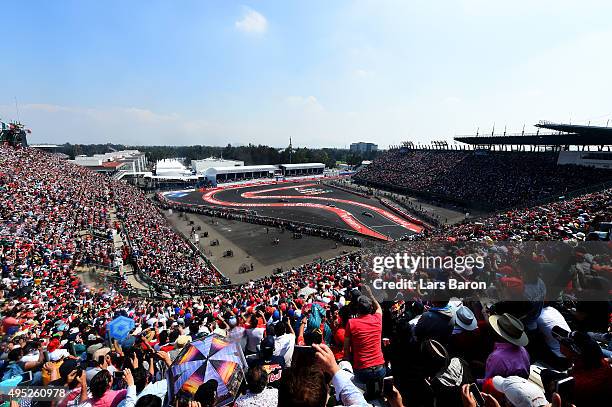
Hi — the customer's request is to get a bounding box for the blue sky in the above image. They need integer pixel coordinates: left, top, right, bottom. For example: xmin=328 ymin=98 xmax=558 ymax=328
xmin=2 ymin=0 xmax=612 ymax=148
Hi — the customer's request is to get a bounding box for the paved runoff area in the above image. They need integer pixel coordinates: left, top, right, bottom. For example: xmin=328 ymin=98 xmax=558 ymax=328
xmin=164 ymin=209 xmax=354 ymax=283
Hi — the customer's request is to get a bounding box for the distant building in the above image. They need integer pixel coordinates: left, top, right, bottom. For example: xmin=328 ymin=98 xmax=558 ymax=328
xmin=191 ymin=157 xmax=244 ymax=173
xmin=205 ymin=165 xmax=277 ymax=184
xmin=279 ymin=163 xmax=325 ymax=176
xmin=72 ymin=150 xmax=147 ymax=175
xmin=155 ymin=159 xmax=191 ymax=177
xmin=350 ymin=142 xmax=378 ymax=154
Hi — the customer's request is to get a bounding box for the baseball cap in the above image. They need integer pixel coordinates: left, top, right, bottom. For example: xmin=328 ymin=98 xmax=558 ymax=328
xmin=59 ymin=359 xmax=80 ymax=379
xmin=492 ymin=376 xmax=548 ymax=407
xmin=356 ymin=295 xmax=372 ymax=314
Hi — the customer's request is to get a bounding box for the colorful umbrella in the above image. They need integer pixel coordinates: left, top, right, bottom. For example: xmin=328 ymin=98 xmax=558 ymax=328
xmin=106 ymin=316 xmax=135 ymax=340
xmin=168 ymin=334 xmax=247 ymax=406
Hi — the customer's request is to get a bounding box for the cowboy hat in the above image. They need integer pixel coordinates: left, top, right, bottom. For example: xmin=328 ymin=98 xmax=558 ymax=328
xmin=454 ymin=306 xmax=478 ymax=331
xmin=489 ymin=313 xmax=528 ymax=347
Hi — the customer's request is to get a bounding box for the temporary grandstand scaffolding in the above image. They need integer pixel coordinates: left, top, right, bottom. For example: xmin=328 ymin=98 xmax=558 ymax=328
xmin=0 ymin=120 xmax=29 ymax=146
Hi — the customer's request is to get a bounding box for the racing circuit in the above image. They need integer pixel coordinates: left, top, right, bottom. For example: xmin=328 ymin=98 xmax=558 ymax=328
xmin=163 ymin=180 xmax=424 ymax=240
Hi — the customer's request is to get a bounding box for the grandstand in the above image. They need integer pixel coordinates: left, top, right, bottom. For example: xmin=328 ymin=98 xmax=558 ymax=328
xmin=1 ymin=142 xmax=611 ymax=406
xmin=355 ymin=122 xmax=612 ymax=211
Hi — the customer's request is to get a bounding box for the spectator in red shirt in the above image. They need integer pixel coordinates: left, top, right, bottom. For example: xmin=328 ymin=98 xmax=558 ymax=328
xmin=541 ymin=331 xmax=612 ymax=406
xmin=331 ymin=308 xmax=349 ymax=361
xmin=344 ymin=285 xmax=385 ymax=396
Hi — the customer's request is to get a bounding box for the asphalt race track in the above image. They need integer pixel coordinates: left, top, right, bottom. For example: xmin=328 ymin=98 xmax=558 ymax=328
xmin=163 ymin=181 xmax=424 ymax=240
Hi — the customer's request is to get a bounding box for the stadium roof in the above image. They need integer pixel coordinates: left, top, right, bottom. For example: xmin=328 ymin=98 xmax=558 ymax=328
xmin=454 ymin=121 xmax=612 ymax=146
xmin=30 ymin=144 xmax=60 ymax=149
xmin=535 ymin=121 xmax=612 ymax=136
xmin=102 ymin=161 xmax=126 ymax=169
xmin=155 ymin=159 xmax=185 ymax=170
xmin=193 ymin=157 xmax=243 ymax=164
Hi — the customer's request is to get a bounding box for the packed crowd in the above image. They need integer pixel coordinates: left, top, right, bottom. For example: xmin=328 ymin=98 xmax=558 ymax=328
xmin=355 ymin=150 xmax=612 ymax=209
xmin=0 ymin=146 xmax=118 ymax=271
xmin=112 ymin=182 xmax=224 ymax=292
xmin=423 ymin=187 xmax=612 ymax=242
xmin=355 ymin=150 xmax=468 ymax=192
xmin=0 ymin=145 xmax=610 ymax=407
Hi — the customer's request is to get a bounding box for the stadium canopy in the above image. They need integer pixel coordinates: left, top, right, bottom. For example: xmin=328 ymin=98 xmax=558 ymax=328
xmin=535 ymin=121 xmax=612 ymax=136
xmin=279 ymin=163 xmax=325 ymax=176
xmin=454 ymin=121 xmax=612 ymax=148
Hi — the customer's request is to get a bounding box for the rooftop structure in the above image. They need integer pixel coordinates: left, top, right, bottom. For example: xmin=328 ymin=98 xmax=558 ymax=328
xmin=155 ymin=159 xmax=191 ymax=177
xmin=0 ymin=120 xmax=30 ymax=146
xmin=204 ymin=165 xmax=276 ymax=184
xmin=191 ymin=157 xmax=244 ymax=173
xmin=279 ymin=163 xmax=325 ymax=176
xmin=72 ymin=150 xmax=147 ymax=175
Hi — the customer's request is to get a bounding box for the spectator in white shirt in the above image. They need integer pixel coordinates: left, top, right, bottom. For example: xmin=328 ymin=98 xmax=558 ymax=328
xmin=235 ymin=365 xmax=278 ymax=407
xmin=536 ymin=305 xmax=571 ymax=370
xmin=246 ymin=315 xmax=265 ymax=355
xmin=273 ymin=319 xmax=296 ymax=367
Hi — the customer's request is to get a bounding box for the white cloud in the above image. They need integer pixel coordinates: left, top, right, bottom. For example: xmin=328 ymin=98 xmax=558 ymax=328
xmin=0 ymin=103 xmax=217 ymax=145
xmin=352 ymin=69 xmax=373 ymax=79
xmin=235 ymin=8 xmax=267 ymax=34
xmin=285 ymin=96 xmax=324 ymax=112
xmin=443 ymin=96 xmax=461 ymax=105
xmin=21 ymin=103 xmax=73 ymax=113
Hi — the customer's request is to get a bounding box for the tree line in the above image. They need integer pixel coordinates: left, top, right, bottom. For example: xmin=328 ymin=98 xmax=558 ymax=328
xmin=57 ymin=143 xmax=379 ymax=169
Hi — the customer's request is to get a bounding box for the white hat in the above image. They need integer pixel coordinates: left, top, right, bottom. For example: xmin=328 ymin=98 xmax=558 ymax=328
xmin=49 ymin=348 xmax=70 ymax=362
xmin=492 ymin=376 xmax=548 ymax=407
xmin=175 ymin=335 xmax=192 ymax=348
